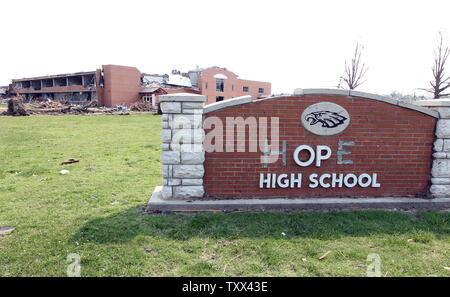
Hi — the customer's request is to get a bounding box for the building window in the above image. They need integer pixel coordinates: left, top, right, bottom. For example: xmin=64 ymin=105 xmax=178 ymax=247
xmin=142 ymin=96 xmax=152 ymax=102
xmin=232 ymin=84 xmax=234 ymax=91
xmin=243 ymin=86 xmax=249 ymax=92
xmin=258 ymin=88 xmax=264 ymax=93
xmin=205 ymin=82 xmax=208 ymax=89
xmin=216 ymin=96 xmax=224 ymax=102
xmin=216 ymin=79 xmax=224 ymax=92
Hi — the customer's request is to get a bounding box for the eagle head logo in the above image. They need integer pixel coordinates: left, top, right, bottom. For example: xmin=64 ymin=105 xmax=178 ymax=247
xmin=304 ymin=110 xmax=348 ymax=128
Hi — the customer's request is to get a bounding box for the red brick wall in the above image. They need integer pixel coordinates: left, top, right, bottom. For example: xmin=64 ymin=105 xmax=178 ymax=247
xmin=102 ymin=65 xmax=142 ymax=106
xmin=197 ymin=67 xmax=271 ymax=105
xmin=236 ymin=79 xmax=272 ymax=102
xmin=204 ymin=95 xmax=436 ymax=198
xmin=95 ymin=69 xmax=104 ymax=106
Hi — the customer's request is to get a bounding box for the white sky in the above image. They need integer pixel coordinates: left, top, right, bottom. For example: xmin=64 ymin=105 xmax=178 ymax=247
xmin=0 ymin=0 xmax=449 ymax=96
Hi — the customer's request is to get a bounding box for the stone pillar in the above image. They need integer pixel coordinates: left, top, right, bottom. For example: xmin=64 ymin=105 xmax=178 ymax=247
xmin=152 ymin=94 xmax=156 ymax=109
xmin=416 ymin=99 xmax=450 ymax=197
xmin=159 ymin=93 xmax=206 ymax=200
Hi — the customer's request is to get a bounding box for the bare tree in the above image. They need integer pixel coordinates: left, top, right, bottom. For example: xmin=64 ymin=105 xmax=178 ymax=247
xmin=338 ymin=43 xmax=368 ymax=90
xmin=423 ymin=33 xmax=450 ymax=99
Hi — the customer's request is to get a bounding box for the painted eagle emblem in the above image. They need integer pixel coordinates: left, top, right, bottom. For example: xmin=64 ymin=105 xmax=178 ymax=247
xmin=304 ymin=110 xmax=348 ymax=128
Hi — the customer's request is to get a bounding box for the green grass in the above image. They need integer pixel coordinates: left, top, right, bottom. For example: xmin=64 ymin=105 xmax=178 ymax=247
xmin=0 ymin=114 xmax=449 ymax=277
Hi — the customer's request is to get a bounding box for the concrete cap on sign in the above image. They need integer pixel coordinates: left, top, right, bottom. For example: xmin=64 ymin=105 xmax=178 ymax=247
xmin=291 ymin=88 xmax=438 ymax=118
xmin=203 ymin=95 xmax=252 ymax=114
xmin=159 ymin=93 xmax=207 ymax=102
xmin=414 ymin=99 xmax=450 ymax=107
xmin=301 ymin=88 xmax=351 ymax=96
xmin=349 ymin=90 xmax=398 ymax=105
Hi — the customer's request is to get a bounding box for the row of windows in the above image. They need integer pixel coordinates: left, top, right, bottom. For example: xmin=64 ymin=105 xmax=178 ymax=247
xmin=205 ymin=79 xmax=264 ymax=94
xmin=142 ymin=96 xmax=152 ymax=102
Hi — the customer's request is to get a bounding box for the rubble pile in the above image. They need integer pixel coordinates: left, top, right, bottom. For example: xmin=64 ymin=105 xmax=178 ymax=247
xmin=130 ymin=101 xmax=153 ymax=112
xmin=1 ymin=98 xmax=154 ymax=116
xmin=36 ymin=101 xmax=65 ymax=109
xmin=113 ymin=105 xmax=129 ymax=113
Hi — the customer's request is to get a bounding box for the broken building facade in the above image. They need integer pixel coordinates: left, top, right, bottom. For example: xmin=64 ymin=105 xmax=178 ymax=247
xmin=10 ymin=65 xmax=271 ymax=107
xmin=11 ymin=70 xmax=100 ymax=104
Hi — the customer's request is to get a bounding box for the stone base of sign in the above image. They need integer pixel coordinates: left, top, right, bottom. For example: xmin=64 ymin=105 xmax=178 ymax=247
xmin=146 ymin=186 xmax=450 ymax=212
xmin=159 ymin=93 xmax=207 ymax=200
xmin=415 ymin=99 xmax=450 ymax=197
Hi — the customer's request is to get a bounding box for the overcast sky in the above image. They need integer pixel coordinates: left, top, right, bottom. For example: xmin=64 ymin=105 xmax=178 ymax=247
xmin=1 ymin=0 xmax=449 ymax=96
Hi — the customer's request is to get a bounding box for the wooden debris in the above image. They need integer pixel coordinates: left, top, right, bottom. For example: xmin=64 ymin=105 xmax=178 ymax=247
xmin=319 ymin=250 xmax=331 ymax=260
xmin=61 ymin=159 xmax=79 ymax=165
xmin=223 ymin=254 xmax=242 ymax=274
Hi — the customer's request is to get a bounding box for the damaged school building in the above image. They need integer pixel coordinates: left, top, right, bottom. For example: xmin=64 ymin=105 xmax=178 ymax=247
xmin=9 ymin=65 xmax=271 ymax=107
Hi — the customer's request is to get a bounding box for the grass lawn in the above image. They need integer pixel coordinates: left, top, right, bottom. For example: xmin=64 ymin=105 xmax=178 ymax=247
xmin=0 ymin=114 xmax=449 ymax=277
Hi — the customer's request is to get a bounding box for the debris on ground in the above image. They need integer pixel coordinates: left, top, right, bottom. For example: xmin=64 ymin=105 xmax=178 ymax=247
xmin=60 ymin=169 xmax=70 ymax=175
xmin=30 ymin=101 xmax=96 ymax=115
xmin=319 ymin=250 xmax=331 ymax=260
xmin=130 ymin=101 xmax=154 ymax=112
xmin=37 ymin=100 xmax=65 ymax=109
xmin=2 ymin=96 xmax=29 ymax=116
xmin=111 ymin=201 xmax=119 ymax=205
xmin=0 ymin=226 xmax=16 ymax=236
xmin=111 ymin=105 xmax=130 ymax=115
xmin=61 ymin=159 xmax=80 ymax=165
xmin=1 ymin=97 xmax=157 ymax=116
xmin=144 ymin=247 xmax=153 ymax=253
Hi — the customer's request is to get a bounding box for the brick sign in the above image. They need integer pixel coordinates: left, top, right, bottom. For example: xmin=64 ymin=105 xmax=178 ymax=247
xmin=203 ymin=91 xmax=437 ymax=198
